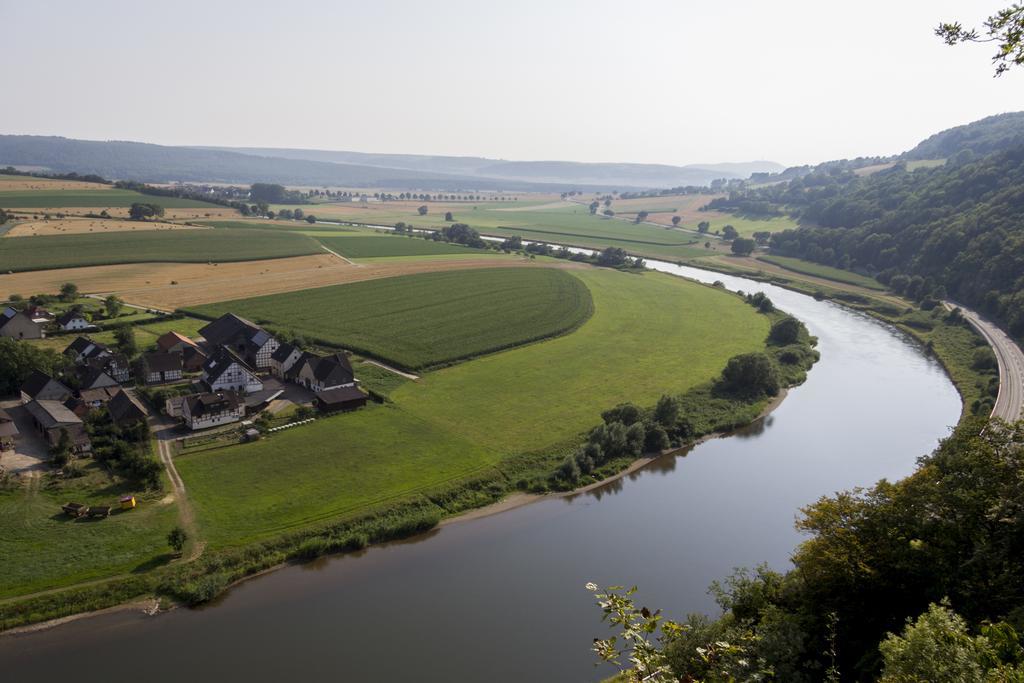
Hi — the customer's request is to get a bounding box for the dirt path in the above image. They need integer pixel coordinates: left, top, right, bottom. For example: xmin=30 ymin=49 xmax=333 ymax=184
xmin=362 ymin=359 xmax=419 ymax=381
xmin=320 ymin=243 xmax=356 ymax=265
xmin=149 ymin=412 xmax=203 ymax=561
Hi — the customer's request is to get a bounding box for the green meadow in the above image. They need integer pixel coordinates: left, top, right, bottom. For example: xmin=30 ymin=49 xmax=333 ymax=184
xmin=317 ymin=234 xmax=485 ymax=258
xmin=756 ymin=254 xmax=885 ymax=290
xmin=0 ymin=229 xmax=321 ymax=272
xmin=177 ymin=267 xmax=769 ymax=546
xmin=185 ymin=267 xmax=594 ymax=370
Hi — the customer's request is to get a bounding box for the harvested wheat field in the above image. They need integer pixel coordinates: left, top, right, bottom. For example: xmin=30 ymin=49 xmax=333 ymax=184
xmin=0 ymin=253 xmax=583 ymax=309
xmin=5 ymin=218 xmax=207 ymax=237
xmin=0 ymin=176 xmax=111 ymax=191
xmin=6 ymin=207 xmax=240 ymax=220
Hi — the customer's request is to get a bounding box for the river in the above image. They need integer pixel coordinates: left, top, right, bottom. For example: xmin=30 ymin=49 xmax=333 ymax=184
xmin=0 ymin=260 xmax=962 ymax=682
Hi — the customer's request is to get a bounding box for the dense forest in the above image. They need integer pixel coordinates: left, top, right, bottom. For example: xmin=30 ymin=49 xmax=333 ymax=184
xmin=707 ymin=114 xmax=1024 ymax=337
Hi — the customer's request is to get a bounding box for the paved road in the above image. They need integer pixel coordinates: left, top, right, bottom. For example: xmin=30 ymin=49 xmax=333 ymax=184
xmin=953 ymin=304 xmax=1024 ymax=421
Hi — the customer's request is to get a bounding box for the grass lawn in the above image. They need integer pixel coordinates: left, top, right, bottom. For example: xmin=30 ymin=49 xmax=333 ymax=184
xmin=0 ymin=189 xmax=215 ymax=209
xmin=26 ymin=315 xmax=208 ymax=354
xmin=756 ymin=255 xmax=885 ymax=290
xmin=0 ymin=465 xmax=178 ymax=599
xmin=317 ymin=234 xmax=485 ymax=259
xmin=177 ymin=267 xmax=769 ymax=547
xmin=0 ymin=229 xmax=321 ymax=272
xmin=176 ymin=404 xmax=494 ymax=546
xmin=185 ymin=268 xmax=593 ymax=370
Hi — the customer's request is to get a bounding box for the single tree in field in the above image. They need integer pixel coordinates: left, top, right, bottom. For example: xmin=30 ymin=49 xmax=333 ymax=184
xmin=697 ymin=221 xmax=710 ymax=234
xmin=444 ymin=211 xmax=454 ymax=221
xmin=128 ymin=202 xmax=164 ymax=221
xmin=635 ymin=210 xmax=649 ymax=224
xmin=305 ymin=214 xmax=316 ymax=224
xmin=168 ymin=526 xmax=187 ymax=555
xmin=293 ymin=208 xmax=304 ymax=220
xmin=103 ymin=294 xmax=123 ymax=318
xmin=603 ymin=209 xmax=615 ymax=217
xmin=721 ymin=224 xmax=739 ymax=240
xmin=114 ymin=324 xmax=137 ymax=357
xmin=730 ymin=237 xmax=755 ymax=255
xmin=671 ymin=216 xmax=681 ymax=226
xmin=59 ymin=282 xmax=78 ymax=302
xmin=937 ymin=4 xmax=1024 ymax=75
xmin=417 ymin=205 xmax=428 ymax=216
xmin=589 ymin=201 xmax=599 ymax=214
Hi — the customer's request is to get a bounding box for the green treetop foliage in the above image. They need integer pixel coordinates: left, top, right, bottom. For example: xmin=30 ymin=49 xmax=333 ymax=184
xmin=249 ymin=183 xmax=287 ymax=203
xmin=128 ymin=202 xmax=165 ymax=220
xmin=937 ymin=4 xmax=1024 ymax=76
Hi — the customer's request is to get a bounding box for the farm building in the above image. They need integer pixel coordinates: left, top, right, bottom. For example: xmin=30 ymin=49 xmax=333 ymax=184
xmin=156 ymin=331 xmax=201 ymax=355
xmin=199 ymin=313 xmax=279 ymax=369
xmin=64 ymin=337 xmax=131 ymax=383
xmin=140 ymin=351 xmax=184 ymax=384
xmin=24 ymin=305 xmax=54 ymax=324
xmin=181 ymin=390 xmax=245 ymax=430
xmin=67 ymin=385 xmax=122 ymax=417
xmin=64 ymin=336 xmax=111 ymax=363
xmin=55 ymin=310 xmax=94 ymax=332
xmin=24 ymin=399 xmax=91 ymax=453
xmin=0 ymin=408 xmax=20 ymax=450
xmin=20 ymin=370 xmax=72 ymax=403
xmin=202 ymin=347 xmax=263 ymax=394
xmin=269 ymin=342 xmax=304 ymax=379
xmin=76 ymin=365 xmax=119 ymax=391
xmin=181 ymin=345 xmax=208 ymax=373
xmin=0 ymin=306 xmax=44 ymax=340
xmin=290 ymin=352 xmax=356 ymax=392
xmin=314 ymin=386 xmax=369 ymax=413
xmin=108 ymin=390 xmax=149 ymax=427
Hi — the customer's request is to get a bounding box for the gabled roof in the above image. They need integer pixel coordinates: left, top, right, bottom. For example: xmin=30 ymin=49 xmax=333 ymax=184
xmin=315 ymin=386 xmax=368 ymax=404
xmin=184 ymin=390 xmax=242 ymax=417
xmin=108 ymin=390 xmax=149 ymax=424
xmin=21 ymin=370 xmax=71 ymax=401
xmin=0 ymin=307 xmax=38 ymax=331
xmin=65 ymin=336 xmax=109 ymax=358
xmin=141 ymin=351 xmax=183 ymax=374
xmin=198 ymin=313 xmax=262 ymax=347
xmin=76 ymin=365 xmax=119 ymax=390
xmin=311 ymin=353 xmax=355 ymax=386
xmin=156 ymin=331 xmax=199 ymax=353
xmin=24 ymin=399 xmax=82 ymax=429
xmin=77 ymin=386 xmax=122 ymax=404
xmin=0 ymin=407 xmax=18 ymax=438
xmin=270 ymin=342 xmax=297 ymax=363
xmin=56 ymin=310 xmax=88 ymax=326
xmin=202 ymin=346 xmax=256 ymax=381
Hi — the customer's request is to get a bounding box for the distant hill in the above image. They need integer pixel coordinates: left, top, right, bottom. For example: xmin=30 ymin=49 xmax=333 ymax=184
xmin=903 ymin=112 xmax=1024 ymax=160
xmin=0 ymin=136 xmax=781 ymax=191
xmin=198 ymin=146 xmax=785 ymax=188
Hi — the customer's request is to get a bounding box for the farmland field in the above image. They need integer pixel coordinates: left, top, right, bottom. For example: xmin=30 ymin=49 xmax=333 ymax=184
xmin=177 ymin=267 xmax=769 ymax=546
xmin=5 ymin=217 xmax=205 ymax=237
xmin=185 ymin=267 xmax=594 ymax=370
xmin=0 ymin=229 xmax=321 ymax=272
xmin=0 ymin=188 xmax=216 ymax=209
xmin=317 ymin=234 xmax=484 ymax=258
xmin=756 ymin=254 xmax=885 ymax=290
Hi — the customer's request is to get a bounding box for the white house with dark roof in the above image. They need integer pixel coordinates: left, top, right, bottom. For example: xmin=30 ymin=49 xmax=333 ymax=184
xmin=181 ymin=391 xmax=245 ymax=430
xmin=202 ymin=347 xmax=263 ymax=394
xmin=140 ymin=351 xmax=183 ymax=384
xmin=198 ymin=313 xmax=279 ymax=369
xmin=55 ymin=310 xmax=93 ymax=332
xmin=290 ymin=352 xmax=356 ymax=393
xmin=269 ymin=342 xmax=304 ymax=379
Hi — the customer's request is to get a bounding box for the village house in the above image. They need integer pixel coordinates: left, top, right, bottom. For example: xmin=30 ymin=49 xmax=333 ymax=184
xmin=314 ymin=386 xmax=369 ymax=413
xmin=20 ymin=370 xmax=72 ymax=404
xmin=290 ymin=352 xmax=357 ymax=393
xmin=0 ymin=408 xmax=20 ymax=450
xmin=76 ymin=365 xmax=120 ymax=391
xmin=63 ymin=337 xmax=131 ymax=383
xmin=202 ymin=347 xmax=263 ymax=394
xmin=139 ymin=351 xmax=184 ymax=384
xmin=107 ymin=390 xmax=149 ymax=427
xmin=198 ymin=313 xmax=280 ymax=369
xmin=181 ymin=390 xmax=245 ymax=430
xmin=24 ymin=305 xmax=54 ymax=324
xmin=269 ymin=342 xmax=304 ymax=379
xmin=64 ymin=336 xmax=110 ymax=364
xmin=0 ymin=306 xmax=44 ymax=340
xmin=55 ymin=310 xmax=94 ymax=332
xmin=23 ymin=399 xmax=91 ymax=453
xmin=156 ymin=331 xmax=200 ymax=355
xmin=66 ymin=385 xmax=122 ymax=417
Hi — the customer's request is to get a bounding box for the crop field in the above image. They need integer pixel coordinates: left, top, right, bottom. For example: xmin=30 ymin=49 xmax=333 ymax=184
xmin=5 ymin=217 xmax=205 ymax=237
xmin=0 ymin=188 xmax=216 ymax=209
xmin=756 ymin=255 xmax=885 ymax=289
xmin=0 ymin=466 xmax=178 ymax=599
xmin=0 ymin=253 xmax=550 ymax=309
xmin=185 ymin=267 xmax=594 ymax=370
xmin=177 ymin=267 xmax=768 ymax=546
xmin=317 ymin=234 xmax=484 ymax=259
xmin=0 ymin=174 xmax=111 ymax=191
xmin=199 ymin=219 xmax=357 ymax=233
xmin=0 ymin=229 xmax=321 ymax=272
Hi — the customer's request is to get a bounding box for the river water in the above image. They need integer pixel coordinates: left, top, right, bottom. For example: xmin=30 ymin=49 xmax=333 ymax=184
xmin=0 ymin=261 xmax=961 ymax=682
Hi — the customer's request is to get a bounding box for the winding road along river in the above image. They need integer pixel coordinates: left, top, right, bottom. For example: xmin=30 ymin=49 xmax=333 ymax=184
xmin=0 ymin=263 xmax=962 ymax=682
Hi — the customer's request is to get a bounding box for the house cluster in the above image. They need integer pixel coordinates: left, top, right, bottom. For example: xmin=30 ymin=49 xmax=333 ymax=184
xmin=151 ymin=313 xmax=368 ymax=431
xmin=0 ymin=305 xmax=97 ymax=341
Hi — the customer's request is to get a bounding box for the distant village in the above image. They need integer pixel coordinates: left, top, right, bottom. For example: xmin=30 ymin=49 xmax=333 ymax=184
xmin=1 ymin=305 xmax=369 ymax=469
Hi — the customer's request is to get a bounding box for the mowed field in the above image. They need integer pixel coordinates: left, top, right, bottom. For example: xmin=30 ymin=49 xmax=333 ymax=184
xmin=0 ymin=253 xmax=552 ymax=309
xmin=186 ymin=268 xmax=593 ymax=370
xmin=176 ymin=267 xmax=769 ymax=546
xmin=5 ymin=217 xmax=206 ymax=237
xmin=0 ymin=175 xmax=111 ymax=191
xmin=0 ymin=229 xmax=321 ymax=273
xmin=317 ymin=234 xmax=484 ymax=259
xmin=756 ymin=255 xmax=885 ymax=290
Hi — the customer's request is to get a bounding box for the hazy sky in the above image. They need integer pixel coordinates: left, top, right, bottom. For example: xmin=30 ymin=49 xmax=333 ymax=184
xmin=3 ymin=0 xmax=1022 ymax=167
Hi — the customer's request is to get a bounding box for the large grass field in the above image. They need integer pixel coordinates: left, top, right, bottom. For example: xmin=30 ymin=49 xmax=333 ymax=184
xmin=0 ymin=465 xmax=178 ymax=599
xmin=756 ymin=254 xmax=885 ymax=290
xmin=317 ymin=234 xmax=485 ymax=259
xmin=176 ymin=268 xmax=769 ymax=547
xmin=0 ymin=229 xmax=322 ymax=272
xmin=185 ymin=267 xmax=593 ymax=370
xmin=0 ymin=188 xmax=216 ymax=209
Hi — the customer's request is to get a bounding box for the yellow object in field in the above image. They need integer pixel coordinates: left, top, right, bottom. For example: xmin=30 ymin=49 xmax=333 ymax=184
xmin=120 ymin=495 xmax=137 ymax=510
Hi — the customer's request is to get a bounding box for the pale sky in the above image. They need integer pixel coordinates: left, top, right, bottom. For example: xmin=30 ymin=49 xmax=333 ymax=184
xmin=2 ymin=0 xmax=1022 ymax=167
